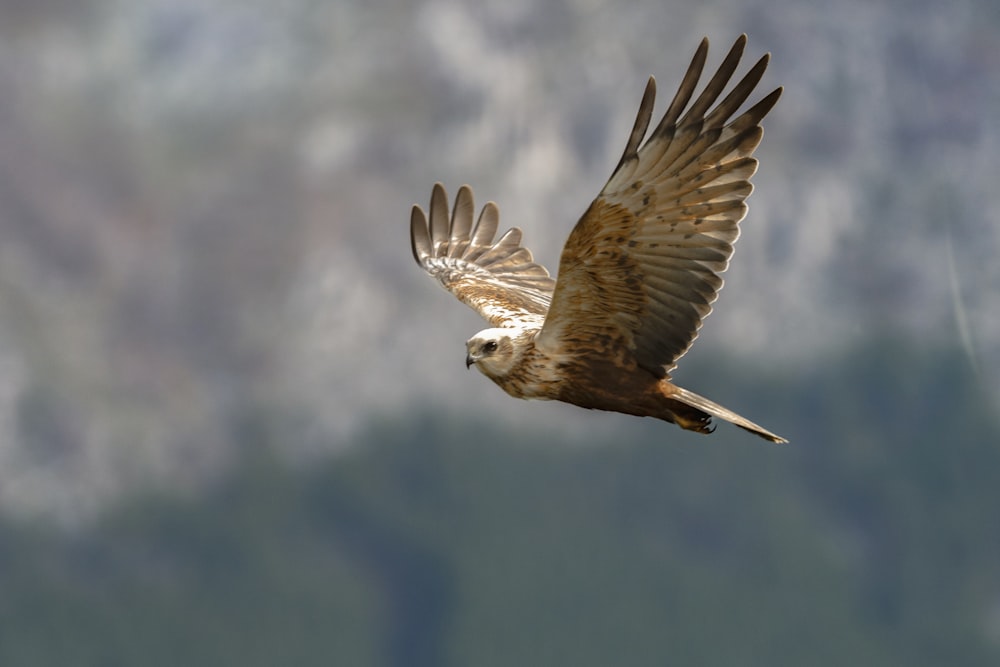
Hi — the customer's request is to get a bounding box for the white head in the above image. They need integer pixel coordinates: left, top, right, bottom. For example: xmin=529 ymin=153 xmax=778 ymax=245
xmin=465 ymin=327 xmax=524 ymax=379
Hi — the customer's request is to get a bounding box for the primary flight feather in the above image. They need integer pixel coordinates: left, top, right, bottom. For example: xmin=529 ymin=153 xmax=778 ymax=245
xmin=410 ymin=35 xmax=787 ymax=443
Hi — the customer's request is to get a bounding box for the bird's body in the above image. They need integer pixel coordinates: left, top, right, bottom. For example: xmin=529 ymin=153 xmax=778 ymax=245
xmin=466 ymin=326 xmax=740 ymax=437
xmin=411 ymin=36 xmax=787 ymax=443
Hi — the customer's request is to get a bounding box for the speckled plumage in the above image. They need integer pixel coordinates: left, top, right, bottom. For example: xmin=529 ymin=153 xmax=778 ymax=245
xmin=410 ymin=36 xmax=787 ymax=443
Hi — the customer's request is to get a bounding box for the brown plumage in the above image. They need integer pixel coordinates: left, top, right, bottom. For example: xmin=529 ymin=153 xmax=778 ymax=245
xmin=410 ymin=36 xmax=787 ymax=443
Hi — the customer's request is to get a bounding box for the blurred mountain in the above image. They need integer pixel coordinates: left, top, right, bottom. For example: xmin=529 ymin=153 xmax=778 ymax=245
xmin=0 ymin=0 xmax=998 ymax=519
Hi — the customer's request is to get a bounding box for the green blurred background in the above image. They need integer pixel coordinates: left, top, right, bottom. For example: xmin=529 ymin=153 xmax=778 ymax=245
xmin=0 ymin=0 xmax=998 ymax=665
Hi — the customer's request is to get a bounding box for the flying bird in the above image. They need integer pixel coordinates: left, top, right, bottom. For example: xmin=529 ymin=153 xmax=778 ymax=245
xmin=410 ymin=35 xmax=786 ymax=443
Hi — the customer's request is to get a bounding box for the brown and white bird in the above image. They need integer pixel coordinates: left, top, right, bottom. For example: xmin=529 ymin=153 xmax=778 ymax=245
xmin=410 ymin=35 xmax=786 ymax=443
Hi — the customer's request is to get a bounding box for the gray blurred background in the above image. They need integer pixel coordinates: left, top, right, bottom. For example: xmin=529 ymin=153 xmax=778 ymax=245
xmin=0 ymin=0 xmax=998 ymax=665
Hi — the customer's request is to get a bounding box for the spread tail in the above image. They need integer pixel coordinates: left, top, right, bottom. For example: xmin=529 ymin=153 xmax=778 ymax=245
xmin=671 ymin=385 xmax=787 ymax=444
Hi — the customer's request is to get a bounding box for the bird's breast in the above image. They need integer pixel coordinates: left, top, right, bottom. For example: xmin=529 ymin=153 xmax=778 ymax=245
xmin=490 ymin=343 xmax=563 ymax=400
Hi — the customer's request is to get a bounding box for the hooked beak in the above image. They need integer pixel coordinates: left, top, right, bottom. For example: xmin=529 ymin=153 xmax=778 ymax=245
xmin=465 ymin=353 xmax=475 ymax=369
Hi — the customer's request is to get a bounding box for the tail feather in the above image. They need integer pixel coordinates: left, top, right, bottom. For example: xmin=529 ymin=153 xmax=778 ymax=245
xmin=671 ymin=385 xmax=787 ymax=444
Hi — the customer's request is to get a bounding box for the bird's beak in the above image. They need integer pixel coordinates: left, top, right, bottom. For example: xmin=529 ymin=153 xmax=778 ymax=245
xmin=466 ymin=354 xmax=474 ymax=369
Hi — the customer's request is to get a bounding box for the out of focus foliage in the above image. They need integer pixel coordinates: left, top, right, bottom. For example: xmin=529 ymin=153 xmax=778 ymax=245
xmin=0 ymin=339 xmax=997 ymax=666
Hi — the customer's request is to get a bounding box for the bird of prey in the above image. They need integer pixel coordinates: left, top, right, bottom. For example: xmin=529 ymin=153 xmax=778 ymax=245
xmin=410 ymin=35 xmax=786 ymax=443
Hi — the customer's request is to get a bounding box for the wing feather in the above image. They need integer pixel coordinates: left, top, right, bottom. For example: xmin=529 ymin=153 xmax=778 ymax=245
xmin=446 ymin=185 xmax=475 ymax=258
xmin=428 ymin=183 xmax=451 ymax=252
xmin=652 ymin=38 xmax=708 ymax=135
xmin=678 ymin=36 xmax=747 ymax=123
xmin=537 ymin=36 xmax=782 ymax=376
xmin=411 ymin=183 xmax=555 ymax=328
xmin=469 ymin=198 xmax=499 ymax=247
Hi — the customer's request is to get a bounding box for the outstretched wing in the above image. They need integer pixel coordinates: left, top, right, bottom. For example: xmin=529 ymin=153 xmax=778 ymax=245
xmin=536 ymin=35 xmax=782 ymax=376
xmin=411 ymin=182 xmax=555 ymax=329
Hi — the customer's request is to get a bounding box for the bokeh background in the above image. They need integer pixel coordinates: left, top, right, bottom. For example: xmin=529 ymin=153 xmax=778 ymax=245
xmin=0 ymin=0 xmax=998 ymax=664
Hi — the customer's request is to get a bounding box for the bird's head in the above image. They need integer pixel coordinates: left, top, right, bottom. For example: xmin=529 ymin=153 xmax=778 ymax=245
xmin=466 ymin=328 xmax=521 ymax=379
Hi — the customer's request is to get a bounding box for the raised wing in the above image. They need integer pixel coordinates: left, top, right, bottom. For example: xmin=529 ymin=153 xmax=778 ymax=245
xmin=411 ymin=182 xmax=555 ymax=329
xmin=536 ymin=35 xmax=782 ymax=376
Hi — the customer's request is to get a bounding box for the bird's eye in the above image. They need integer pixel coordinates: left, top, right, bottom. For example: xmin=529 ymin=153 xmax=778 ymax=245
xmin=483 ymin=341 xmax=498 ymax=353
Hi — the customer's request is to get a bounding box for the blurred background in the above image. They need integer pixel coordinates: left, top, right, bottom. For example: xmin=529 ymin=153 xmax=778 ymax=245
xmin=0 ymin=0 xmax=998 ymax=664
